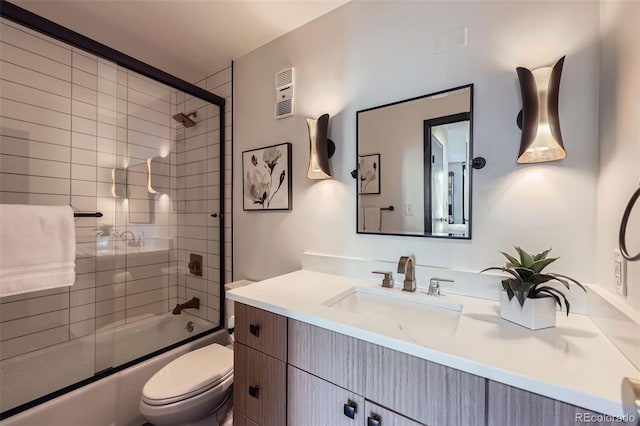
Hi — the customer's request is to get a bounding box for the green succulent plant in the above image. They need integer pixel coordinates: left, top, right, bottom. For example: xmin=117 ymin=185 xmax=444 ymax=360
xmin=481 ymin=246 xmax=586 ymax=315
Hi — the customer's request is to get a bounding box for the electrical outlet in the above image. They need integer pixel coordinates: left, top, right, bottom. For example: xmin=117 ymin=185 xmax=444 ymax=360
xmin=614 ymin=249 xmax=627 ymax=296
xmin=405 ymin=203 xmax=414 ymax=216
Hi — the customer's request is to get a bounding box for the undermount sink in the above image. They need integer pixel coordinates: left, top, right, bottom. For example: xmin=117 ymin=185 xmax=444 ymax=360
xmin=323 ymin=286 xmax=463 ymax=336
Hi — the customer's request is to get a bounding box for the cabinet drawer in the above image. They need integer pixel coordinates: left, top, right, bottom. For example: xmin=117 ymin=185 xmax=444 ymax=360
xmin=234 ymin=343 xmax=286 ymax=426
xmin=365 ymin=401 xmax=424 ymax=426
xmin=288 ymin=365 xmax=365 ymax=426
xmin=288 ymin=319 xmax=365 ymax=394
xmin=235 ymin=302 xmax=287 ymax=361
xmin=487 ymin=381 xmax=617 ymax=426
xmin=234 ymin=411 xmax=259 ymax=426
xmin=365 ymin=345 xmax=485 ymax=426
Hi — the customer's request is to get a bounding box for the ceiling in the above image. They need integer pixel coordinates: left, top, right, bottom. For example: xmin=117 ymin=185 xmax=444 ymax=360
xmin=13 ymin=0 xmax=349 ymax=83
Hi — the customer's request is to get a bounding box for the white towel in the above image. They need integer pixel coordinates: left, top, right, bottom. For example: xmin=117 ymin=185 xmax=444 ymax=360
xmin=0 ymin=204 xmax=76 ymax=297
xmin=363 ymin=207 xmax=381 ymax=232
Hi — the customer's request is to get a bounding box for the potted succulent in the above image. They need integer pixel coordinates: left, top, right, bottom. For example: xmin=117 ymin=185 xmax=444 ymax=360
xmin=481 ymin=246 xmax=586 ymax=330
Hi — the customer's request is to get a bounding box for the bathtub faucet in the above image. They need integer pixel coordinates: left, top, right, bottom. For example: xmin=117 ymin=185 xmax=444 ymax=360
xmin=172 ymin=297 xmax=200 ymax=315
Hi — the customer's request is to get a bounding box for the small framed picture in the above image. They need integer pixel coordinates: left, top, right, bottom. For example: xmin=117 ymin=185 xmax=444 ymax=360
xmin=358 ymin=153 xmax=380 ymax=195
xmin=242 ymin=142 xmax=292 ymax=211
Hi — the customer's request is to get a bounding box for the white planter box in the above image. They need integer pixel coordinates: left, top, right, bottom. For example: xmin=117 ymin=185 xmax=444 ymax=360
xmin=499 ymin=291 xmax=557 ymax=330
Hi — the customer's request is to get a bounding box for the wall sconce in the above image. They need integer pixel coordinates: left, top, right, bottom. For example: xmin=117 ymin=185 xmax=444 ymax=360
xmin=516 ymin=56 xmax=566 ymax=164
xmin=111 ymin=168 xmax=126 ymax=198
xmin=147 ymin=157 xmax=168 ymax=194
xmin=306 ymin=113 xmax=336 ymax=179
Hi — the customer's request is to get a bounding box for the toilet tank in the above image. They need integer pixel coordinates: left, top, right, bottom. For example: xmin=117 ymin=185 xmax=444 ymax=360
xmin=224 ymin=280 xmax=254 ymax=328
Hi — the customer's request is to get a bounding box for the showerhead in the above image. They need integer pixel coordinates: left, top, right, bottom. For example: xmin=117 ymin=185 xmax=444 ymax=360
xmin=172 ymin=111 xmax=197 ymax=128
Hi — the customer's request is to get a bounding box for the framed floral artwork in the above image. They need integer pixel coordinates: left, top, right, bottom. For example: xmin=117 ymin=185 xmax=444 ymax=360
xmin=242 ymin=142 xmax=292 ymax=211
xmin=358 ymin=153 xmax=381 ymax=194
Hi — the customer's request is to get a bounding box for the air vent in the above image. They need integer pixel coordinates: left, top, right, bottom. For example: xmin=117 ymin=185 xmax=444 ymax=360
xmin=275 ymin=67 xmax=294 ymax=119
xmin=276 ymin=99 xmax=293 ymax=119
xmin=275 ymin=68 xmax=294 ymax=89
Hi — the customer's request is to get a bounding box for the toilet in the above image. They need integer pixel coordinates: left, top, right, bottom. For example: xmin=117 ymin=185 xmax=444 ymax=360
xmin=139 ymin=280 xmax=253 ymax=426
xmin=139 ymin=343 xmax=233 ymax=426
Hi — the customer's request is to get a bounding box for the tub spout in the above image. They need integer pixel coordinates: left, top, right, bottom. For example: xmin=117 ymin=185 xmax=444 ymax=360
xmin=172 ymin=297 xmax=200 ymax=315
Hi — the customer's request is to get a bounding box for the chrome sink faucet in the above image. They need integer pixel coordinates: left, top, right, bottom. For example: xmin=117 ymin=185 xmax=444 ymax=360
xmin=397 ymin=256 xmax=416 ymax=292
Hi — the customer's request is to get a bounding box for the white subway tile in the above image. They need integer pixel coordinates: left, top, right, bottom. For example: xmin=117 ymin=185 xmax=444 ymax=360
xmin=125 ymin=300 xmax=165 ymax=323
xmin=70 ymin=303 xmax=95 ymax=323
xmin=0 ymin=117 xmax=71 ymax=146
xmin=0 ymin=174 xmax=70 ymax=194
xmin=72 ymin=100 xmax=97 ymax=120
xmin=0 ymin=135 xmax=70 ymax=162
xmin=72 ymin=132 xmax=97 ymax=151
xmin=127 ymin=73 xmax=170 ymax=101
xmin=72 ymin=84 xmax=97 ymax=105
xmin=0 ymin=60 xmax=70 ymax=98
xmin=0 ymin=293 xmax=69 ymax=322
xmin=1 ymin=98 xmax=70 ymax=130
xmin=1 ymin=21 xmax=71 ymax=63
xmin=72 ymin=116 xmax=97 ymax=135
xmin=72 ymin=52 xmax=97 ymax=75
xmin=1 ymin=80 xmax=71 ymax=114
xmin=1 ymin=309 xmax=69 ymax=341
xmin=0 ymin=326 xmax=69 ymax=360
xmin=72 ymin=179 xmax=97 ymax=196
xmin=97 ymin=61 xmax=117 ymax=82
xmin=0 ymin=41 xmax=71 ymax=81
xmin=0 ymin=154 xmax=69 ymax=178
xmin=128 ymin=88 xmax=170 ymax=115
xmin=72 ymin=147 xmax=97 ymax=166
xmin=71 ymin=163 xmax=97 ymax=181
xmin=70 ymin=288 xmax=95 ymax=307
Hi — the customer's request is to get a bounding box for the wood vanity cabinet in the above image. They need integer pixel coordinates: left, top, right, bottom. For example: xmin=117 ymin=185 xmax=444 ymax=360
xmin=487 ymin=381 xmax=619 ymax=426
xmin=288 ymin=318 xmax=485 ymax=426
xmin=234 ymin=303 xmax=616 ymax=426
xmin=233 ymin=304 xmax=287 ymax=426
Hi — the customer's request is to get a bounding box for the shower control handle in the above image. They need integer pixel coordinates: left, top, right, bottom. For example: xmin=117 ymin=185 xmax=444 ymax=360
xmin=249 ymin=323 xmax=260 ymax=337
xmin=248 ymin=385 xmax=260 ymax=399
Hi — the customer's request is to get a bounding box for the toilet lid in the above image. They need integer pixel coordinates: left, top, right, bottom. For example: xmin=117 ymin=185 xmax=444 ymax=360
xmin=142 ymin=343 xmax=233 ymax=403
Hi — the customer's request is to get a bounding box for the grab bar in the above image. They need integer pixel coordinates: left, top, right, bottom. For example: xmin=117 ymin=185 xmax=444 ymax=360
xmin=73 ymin=212 xmax=103 ymax=218
xmin=619 ymin=185 xmax=640 ymax=262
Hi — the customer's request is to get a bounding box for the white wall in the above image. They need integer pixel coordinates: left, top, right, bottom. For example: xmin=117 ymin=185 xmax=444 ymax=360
xmin=596 ymin=1 xmax=640 ymax=311
xmin=233 ymin=1 xmax=600 ymax=282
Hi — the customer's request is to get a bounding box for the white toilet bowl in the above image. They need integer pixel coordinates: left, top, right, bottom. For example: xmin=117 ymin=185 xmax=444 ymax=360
xmin=140 ymin=343 xmax=233 ymax=426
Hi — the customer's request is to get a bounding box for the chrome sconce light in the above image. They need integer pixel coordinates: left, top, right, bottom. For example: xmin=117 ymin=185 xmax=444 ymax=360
xmin=307 ymin=113 xmax=336 ymax=179
xmin=516 ymin=56 xmax=566 ymax=164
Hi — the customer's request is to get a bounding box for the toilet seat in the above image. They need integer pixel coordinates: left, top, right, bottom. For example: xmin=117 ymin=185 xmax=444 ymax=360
xmin=142 ymin=343 xmax=233 ymax=406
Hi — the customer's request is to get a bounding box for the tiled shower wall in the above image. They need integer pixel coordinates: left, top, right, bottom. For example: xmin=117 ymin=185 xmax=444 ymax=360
xmin=0 ymin=18 xmax=224 ymax=362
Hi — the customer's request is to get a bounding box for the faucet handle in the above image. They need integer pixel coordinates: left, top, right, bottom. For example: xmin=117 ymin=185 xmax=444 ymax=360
xmin=372 ymin=271 xmax=394 ymax=288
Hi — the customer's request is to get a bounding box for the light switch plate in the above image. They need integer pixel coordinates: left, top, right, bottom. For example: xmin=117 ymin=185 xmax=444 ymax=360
xmin=614 ymin=249 xmax=627 ymax=296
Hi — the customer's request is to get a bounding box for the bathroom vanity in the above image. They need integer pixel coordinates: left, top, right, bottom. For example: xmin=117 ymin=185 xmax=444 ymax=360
xmin=229 ymin=270 xmax=638 ymax=426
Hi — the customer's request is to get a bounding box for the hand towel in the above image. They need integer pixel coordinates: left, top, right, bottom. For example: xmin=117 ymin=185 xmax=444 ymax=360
xmin=363 ymin=207 xmax=381 ymax=232
xmin=0 ymin=204 xmax=76 ymax=297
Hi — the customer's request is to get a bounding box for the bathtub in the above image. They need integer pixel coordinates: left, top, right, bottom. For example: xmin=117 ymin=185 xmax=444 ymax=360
xmin=1 ymin=312 xmax=222 ymax=419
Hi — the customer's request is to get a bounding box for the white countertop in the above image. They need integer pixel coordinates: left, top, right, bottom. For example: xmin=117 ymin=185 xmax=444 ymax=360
xmin=227 ymin=269 xmax=640 ymax=417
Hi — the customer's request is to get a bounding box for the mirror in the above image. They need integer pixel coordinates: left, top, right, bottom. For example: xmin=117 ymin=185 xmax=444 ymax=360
xmin=356 ymin=85 xmax=473 ymax=238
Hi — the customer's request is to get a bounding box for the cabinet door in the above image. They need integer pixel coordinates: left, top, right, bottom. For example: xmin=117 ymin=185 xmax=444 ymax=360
xmin=364 ymin=401 xmax=425 ymax=426
xmin=234 ymin=343 xmax=286 ymax=426
xmin=234 ymin=411 xmax=259 ymax=426
xmin=288 ymin=319 xmax=366 ymax=394
xmin=235 ymin=302 xmax=287 ymax=361
xmin=365 ymin=344 xmax=485 ymax=426
xmin=288 ymin=365 xmax=365 ymax=426
xmin=487 ymin=381 xmax=620 ymax=426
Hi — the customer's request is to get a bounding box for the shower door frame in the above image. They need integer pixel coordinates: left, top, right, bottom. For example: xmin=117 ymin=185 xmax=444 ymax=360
xmin=0 ymin=1 xmax=228 ymax=419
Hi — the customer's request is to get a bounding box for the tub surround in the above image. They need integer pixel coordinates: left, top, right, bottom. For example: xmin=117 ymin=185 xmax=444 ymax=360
xmin=227 ymin=269 xmax=640 ymax=417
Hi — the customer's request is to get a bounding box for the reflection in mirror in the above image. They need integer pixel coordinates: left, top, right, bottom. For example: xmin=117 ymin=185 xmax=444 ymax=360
xmin=357 ymin=85 xmax=473 ymax=238
xmin=127 ymin=161 xmax=155 ymax=224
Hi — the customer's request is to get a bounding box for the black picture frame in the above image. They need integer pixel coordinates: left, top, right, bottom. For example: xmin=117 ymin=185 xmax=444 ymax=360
xmin=358 ymin=153 xmax=381 ymax=195
xmin=242 ymin=142 xmax=292 ymax=211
